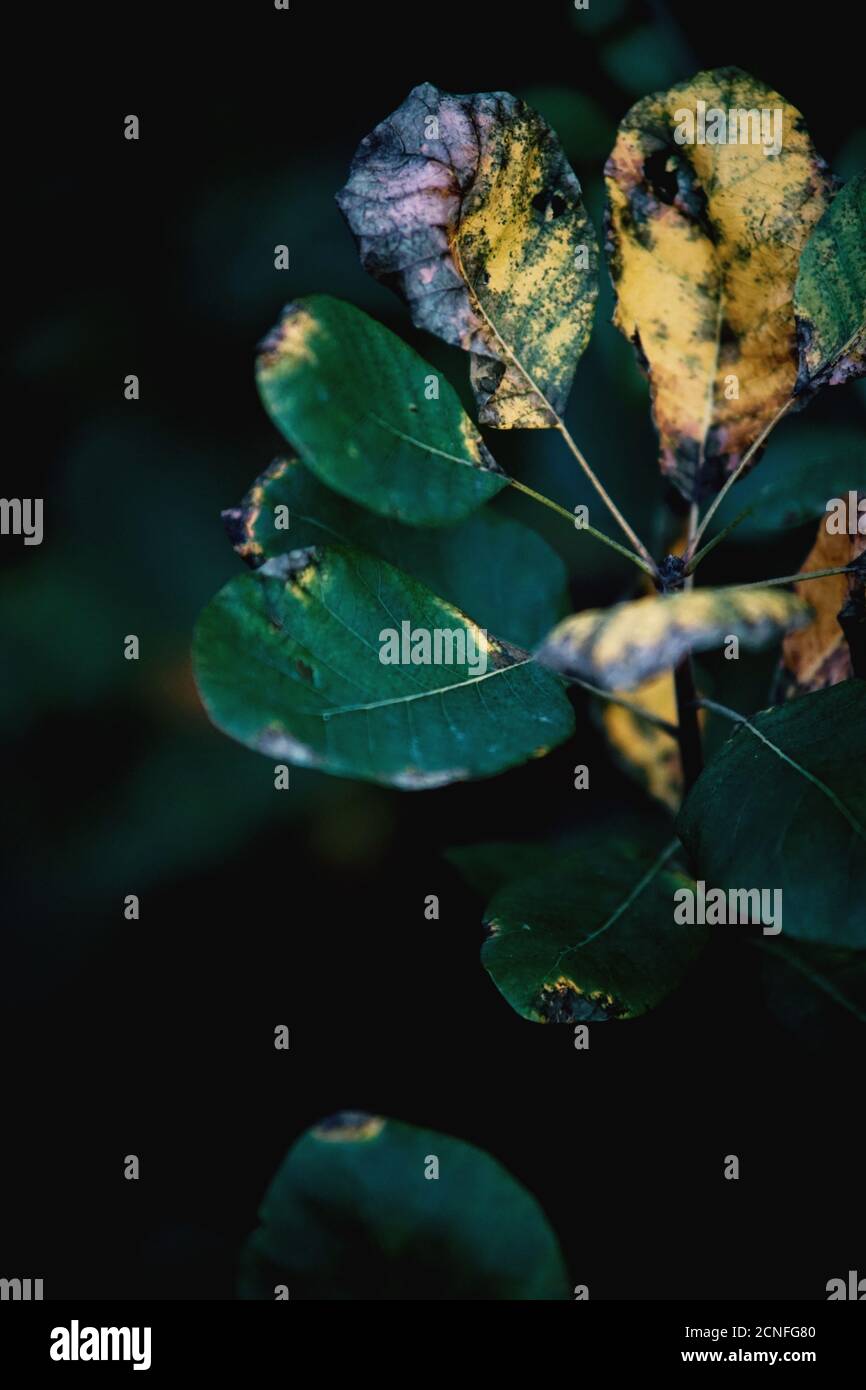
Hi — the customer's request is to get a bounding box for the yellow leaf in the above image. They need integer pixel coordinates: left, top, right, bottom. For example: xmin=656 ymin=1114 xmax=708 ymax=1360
xmin=605 ymin=66 xmax=833 ymax=501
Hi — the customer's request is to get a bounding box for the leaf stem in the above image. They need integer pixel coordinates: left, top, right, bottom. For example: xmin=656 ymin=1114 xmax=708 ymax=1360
xmin=732 ymin=565 xmax=856 ymax=591
xmin=508 ymin=478 xmax=656 ymax=577
xmin=685 ymin=398 xmax=792 ymax=563
xmin=559 ymin=673 xmax=679 ymax=735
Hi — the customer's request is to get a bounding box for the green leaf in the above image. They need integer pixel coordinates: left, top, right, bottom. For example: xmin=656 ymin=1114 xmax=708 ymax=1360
xmin=482 ymin=833 xmax=706 ymax=1022
xmin=753 ymin=938 xmax=866 ymax=1040
xmin=337 ymin=82 xmax=598 ymax=429
xmin=256 ymin=296 xmax=508 ymax=526
xmin=537 ymin=587 xmax=811 ymax=691
xmin=238 ymin=1112 xmax=569 ymax=1300
xmin=708 ymin=424 xmax=866 ymax=541
xmin=795 ymin=172 xmax=866 ymax=398
xmin=223 ymin=455 xmax=568 ymax=649
xmin=193 ymin=544 xmax=574 ymax=789
xmin=677 ymin=681 xmax=866 ymax=946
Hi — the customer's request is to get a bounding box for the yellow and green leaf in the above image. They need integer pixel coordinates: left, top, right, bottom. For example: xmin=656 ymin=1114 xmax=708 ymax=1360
xmin=605 ymin=66 xmax=834 ymax=501
xmin=337 ymin=82 xmax=598 ymax=428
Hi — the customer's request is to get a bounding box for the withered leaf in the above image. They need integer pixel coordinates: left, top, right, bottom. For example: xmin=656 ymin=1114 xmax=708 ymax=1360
xmin=795 ymin=171 xmax=866 ymax=398
xmin=777 ymin=497 xmax=866 ymax=697
xmin=537 ymin=586 xmax=811 ymax=691
xmin=337 ymin=82 xmax=598 ymax=428
xmin=605 ymin=66 xmax=834 ymax=502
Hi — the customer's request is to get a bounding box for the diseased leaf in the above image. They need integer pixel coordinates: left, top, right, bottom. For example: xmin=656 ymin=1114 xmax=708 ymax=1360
xmin=239 ymin=1112 xmax=569 ymax=1301
xmin=223 ymin=455 xmax=568 ymax=650
xmin=337 ymin=82 xmax=598 ymax=429
xmin=795 ymin=172 xmax=866 ymax=397
xmin=776 ymin=502 xmax=866 ymax=697
xmin=677 ymin=681 xmax=866 ymax=947
xmin=605 ymin=66 xmax=834 ymax=501
xmin=707 ymin=424 xmax=866 ymax=542
xmin=601 ymin=672 xmax=685 ymax=813
xmin=193 ymin=544 xmax=574 ymax=789
xmin=537 ymin=586 xmax=811 ymax=691
xmin=256 ymin=295 xmax=507 ymax=526
xmin=482 ymin=834 xmax=706 ymax=1022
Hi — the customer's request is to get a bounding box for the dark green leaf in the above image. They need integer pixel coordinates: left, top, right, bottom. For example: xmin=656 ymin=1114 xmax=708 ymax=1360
xmin=224 ymin=455 xmax=568 ymax=649
xmin=795 ymin=172 xmax=866 ymax=398
xmin=482 ymin=833 xmax=706 ymax=1022
xmin=678 ymin=681 xmax=866 ymax=946
xmin=256 ymin=296 xmax=507 ymax=525
xmin=193 ymin=544 xmax=574 ymax=789
xmin=239 ymin=1112 xmax=569 ymax=1300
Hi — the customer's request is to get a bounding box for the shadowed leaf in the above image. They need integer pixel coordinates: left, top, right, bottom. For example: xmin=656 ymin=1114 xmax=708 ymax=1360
xmin=776 ymin=502 xmax=866 ymax=697
xmin=193 ymin=544 xmax=574 ymax=789
xmin=537 ymin=586 xmax=811 ymax=691
xmin=223 ymin=455 xmax=568 ymax=649
xmin=754 ymin=938 xmax=866 ymax=1040
xmin=795 ymin=172 xmax=866 ymax=398
xmin=337 ymin=82 xmax=598 ymax=428
xmin=481 ymin=833 xmax=706 ymax=1022
xmin=602 ymin=672 xmax=686 ymax=813
xmin=256 ymin=295 xmax=507 ymax=526
xmin=678 ymin=681 xmax=866 ymax=946
xmin=238 ymin=1112 xmax=569 ymax=1300
xmin=605 ymin=66 xmax=833 ymax=501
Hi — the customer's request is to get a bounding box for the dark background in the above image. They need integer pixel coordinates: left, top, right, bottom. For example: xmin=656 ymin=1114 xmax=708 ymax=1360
xmin=3 ymin=0 xmax=865 ymax=1299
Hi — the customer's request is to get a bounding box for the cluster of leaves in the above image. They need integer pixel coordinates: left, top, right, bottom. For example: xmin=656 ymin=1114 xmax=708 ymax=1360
xmin=194 ymin=70 xmax=866 ymax=1033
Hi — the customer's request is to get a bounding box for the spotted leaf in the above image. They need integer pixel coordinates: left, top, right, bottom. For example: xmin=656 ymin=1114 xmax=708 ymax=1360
xmin=795 ymin=172 xmax=866 ymax=398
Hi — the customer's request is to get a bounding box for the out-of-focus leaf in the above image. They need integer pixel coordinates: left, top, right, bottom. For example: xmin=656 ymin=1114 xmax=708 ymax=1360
xmin=193 ymin=545 xmax=574 ymax=789
xmin=518 ymin=86 xmax=615 ymax=163
xmin=256 ymin=296 xmax=507 ymax=525
xmin=708 ymin=424 xmax=866 ymax=541
xmin=776 ymin=503 xmax=866 ymax=697
xmin=605 ymin=66 xmax=833 ymax=502
xmin=602 ymin=25 xmax=689 ymax=96
xmin=601 ymin=672 xmax=685 ymax=813
xmin=337 ymin=82 xmax=598 ymax=428
xmin=537 ymin=586 xmax=810 ymax=691
xmin=239 ymin=1112 xmax=569 ymax=1300
xmin=481 ymin=833 xmax=705 ymax=1022
xmin=678 ymin=681 xmax=866 ymax=947
xmin=446 ymin=840 xmax=563 ymax=901
xmin=794 ymin=172 xmax=866 ymax=398
xmin=223 ymin=455 xmax=568 ymax=649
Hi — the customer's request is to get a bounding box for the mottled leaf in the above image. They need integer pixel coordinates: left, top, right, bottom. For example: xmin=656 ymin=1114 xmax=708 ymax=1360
xmin=605 ymin=66 xmax=833 ymax=501
xmin=238 ymin=1112 xmax=569 ymax=1300
xmin=537 ymin=586 xmax=811 ymax=691
xmin=337 ymin=82 xmax=598 ymax=428
xmin=482 ymin=833 xmax=706 ymax=1022
xmin=678 ymin=680 xmax=866 ymax=946
xmin=256 ymin=295 xmax=507 ymax=525
xmin=193 ymin=544 xmax=574 ymax=789
xmin=795 ymin=172 xmax=866 ymax=397
xmin=223 ymin=455 xmax=568 ymax=650
xmin=776 ymin=502 xmax=866 ymax=697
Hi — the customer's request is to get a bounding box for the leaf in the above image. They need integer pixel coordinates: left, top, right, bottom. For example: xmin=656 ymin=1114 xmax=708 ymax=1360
xmin=605 ymin=66 xmax=834 ymax=502
xmin=446 ymin=840 xmax=566 ymax=901
xmin=753 ymin=939 xmax=866 ymax=1039
xmin=601 ymin=672 xmax=685 ymax=813
xmin=677 ymin=681 xmax=866 ymax=947
xmin=795 ymin=172 xmax=866 ymax=398
xmin=336 ymin=82 xmax=598 ymax=428
xmin=238 ymin=1112 xmax=569 ymax=1300
xmin=192 ymin=544 xmax=574 ymax=789
xmin=776 ymin=503 xmax=866 ymax=697
xmin=707 ymin=424 xmax=866 ymax=541
xmin=481 ymin=834 xmax=706 ymax=1022
xmin=223 ymin=455 xmax=568 ymax=650
xmin=256 ymin=295 xmax=508 ymax=526
xmin=537 ymin=586 xmax=811 ymax=691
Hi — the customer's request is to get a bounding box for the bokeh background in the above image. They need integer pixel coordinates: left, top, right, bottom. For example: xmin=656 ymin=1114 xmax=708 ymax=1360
xmin=4 ymin=0 xmax=865 ymax=1298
